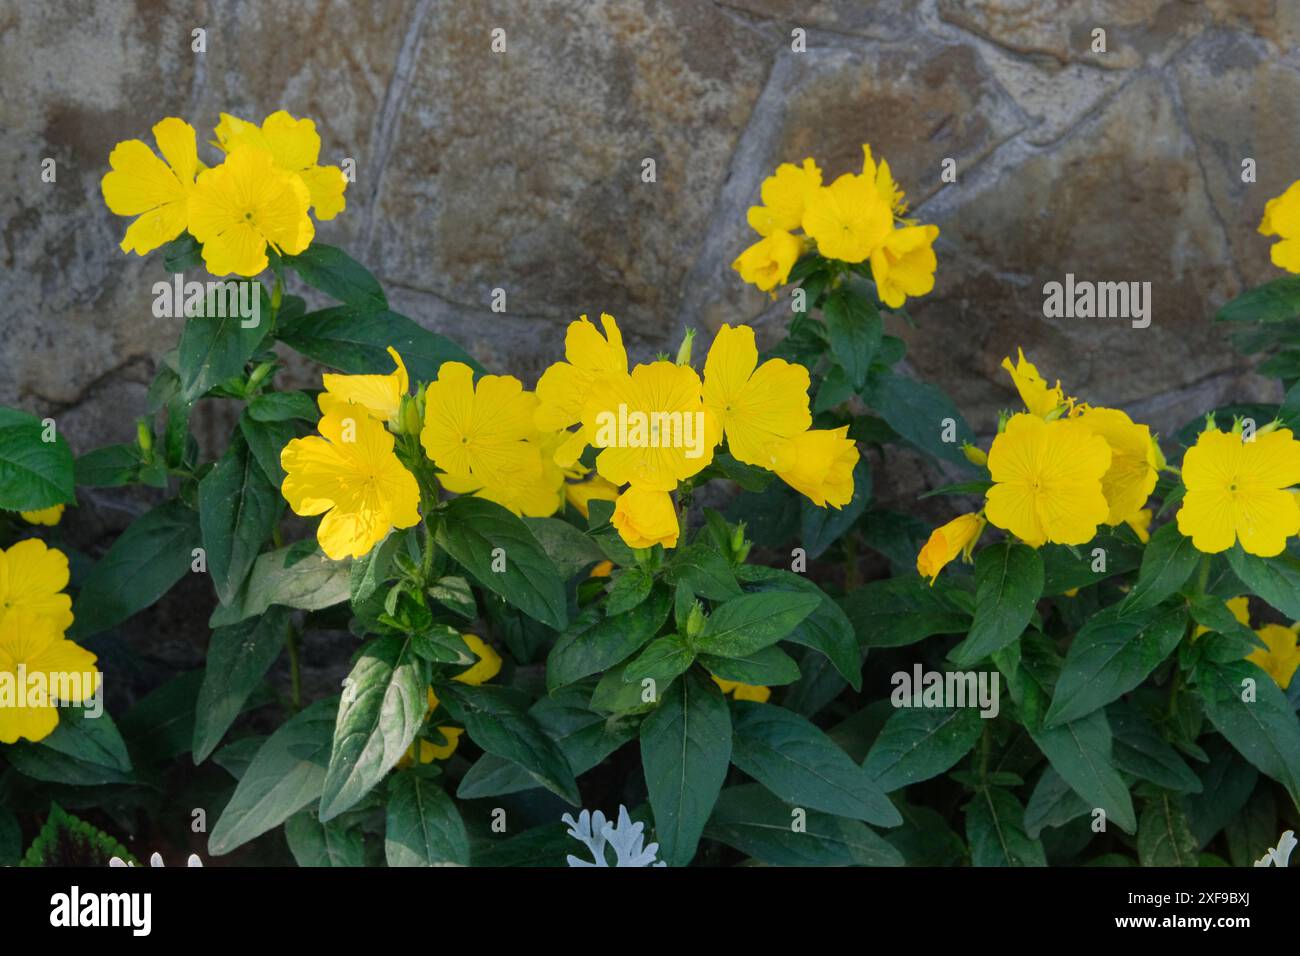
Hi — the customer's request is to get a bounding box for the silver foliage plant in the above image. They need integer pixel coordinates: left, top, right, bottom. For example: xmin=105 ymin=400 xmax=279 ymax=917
xmin=563 ymin=806 xmax=666 ymax=868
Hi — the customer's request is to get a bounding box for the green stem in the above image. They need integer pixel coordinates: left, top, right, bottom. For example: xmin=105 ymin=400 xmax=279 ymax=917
xmin=421 ymin=518 xmax=436 ymax=584
xmin=1194 ymin=554 xmax=1212 ymax=597
xmin=286 ymin=625 xmax=302 ymax=713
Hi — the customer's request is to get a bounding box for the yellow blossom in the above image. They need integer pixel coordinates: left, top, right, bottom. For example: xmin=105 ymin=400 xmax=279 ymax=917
xmin=319 ymin=346 xmax=409 ymax=426
xmin=702 ymin=324 xmax=811 ymax=468
xmin=455 ymin=634 xmax=502 ymax=686
xmin=1248 ymin=623 xmax=1300 ymax=689
xmin=421 ymin=362 xmax=541 ymax=488
xmin=870 ymin=224 xmax=939 ymax=308
xmin=745 ymin=158 xmax=822 ymax=236
xmin=280 ymin=408 xmax=421 ymax=560
xmin=0 ymin=539 xmax=74 ymax=632
xmin=589 ymin=560 xmax=615 ymax=578
xmin=1074 ymin=407 xmax=1159 ymax=526
xmin=1125 ymin=508 xmax=1153 ymax=543
xmin=732 ymin=230 xmax=802 ymax=292
xmin=213 ymin=110 xmax=348 ymax=220
xmin=20 ymin=505 xmax=65 ymax=526
xmin=1259 ymin=180 xmax=1300 ymax=273
xmin=916 ymin=513 xmax=985 ymax=584
xmin=188 ymin=145 xmax=315 ymax=276
xmin=713 ymin=677 xmax=771 ymax=702
xmin=400 ymin=687 xmax=464 ymax=766
xmin=101 ymin=117 xmax=199 ymax=255
xmin=440 ymin=426 xmax=565 ymax=518
xmin=861 ymin=144 xmax=908 ymax=218
xmin=985 ymin=413 xmax=1111 ymax=547
xmin=566 ymin=474 xmax=621 ymax=518
xmin=611 ymin=486 xmax=680 ymax=550
xmin=801 ymin=173 xmax=893 ymax=264
xmin=535 ymin=314 xmax=628 ymax=467
xmin=769 ymin=427 xmax=858 ymax=508
xmin=1194 ymin=595 xmax=1251 ymax=639
xmin=0 ymin=611 xmax=99 ymax=744
xmin=1001 ymin=348 xmax=1067 ymax=419
xmin=1176 ymin=427 xmax=1300 ymax=557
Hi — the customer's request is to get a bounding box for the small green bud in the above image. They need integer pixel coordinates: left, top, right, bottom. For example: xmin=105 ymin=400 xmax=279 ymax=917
xmin=686 ymin=600 xmax=707 ymax=639
xmin=675 ymin=328 xmax=697 ymax=366
xmin=246 ymin=360 xmax=276 ymax=392
xmin=136 ymin=418 xmax=154 ymax=458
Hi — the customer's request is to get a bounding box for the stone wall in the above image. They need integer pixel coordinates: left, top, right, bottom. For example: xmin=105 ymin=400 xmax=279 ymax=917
xmin=5 ymin=0 xmax=1299 ymax=463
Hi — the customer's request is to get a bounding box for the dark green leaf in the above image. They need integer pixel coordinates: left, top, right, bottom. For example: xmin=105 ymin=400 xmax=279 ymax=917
xmin=0 ymin=405 xmax=75 ymax=509
xmin=282 ymin=243 xmax=387 ymax=310
xmin=385 ymin=773 xmax=470 ymax=866
xmin=863 ymin=706 xmax=983 ymax=793
xmin=949 ymin=542 xmax=1043 ymax=666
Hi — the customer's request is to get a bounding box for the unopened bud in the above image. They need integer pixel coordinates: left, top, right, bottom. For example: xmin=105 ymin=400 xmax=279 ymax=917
xmin=675 ymin=328 xmax=696 ymax=366
xmin=961 ymin=442 xmax=987 ymax=467
xmin=686 ymin=600 xmax=707 ymax=639
xmin=136 ymin=419 xmax=154 ymax=458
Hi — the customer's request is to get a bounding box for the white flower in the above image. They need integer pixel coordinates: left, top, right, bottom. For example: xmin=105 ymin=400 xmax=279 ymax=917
xmin=109 ymin=852 xmax=204 ymax=867
xmin=562 ymin=805 xmax=666 ymax=867
xmin=1254 ymin=830 xmax=1296 ymax=867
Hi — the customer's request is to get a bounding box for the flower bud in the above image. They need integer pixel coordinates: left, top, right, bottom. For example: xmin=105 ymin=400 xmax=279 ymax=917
xmin=685 ymin=600 xmax=707 ymax=639
xmin=961 ymin=442 xmax=987 ymax=467
xmin=675 ymin=328 xmax=696 ymax=366
xmin=136 ymin=418 xmax=154 ymax=456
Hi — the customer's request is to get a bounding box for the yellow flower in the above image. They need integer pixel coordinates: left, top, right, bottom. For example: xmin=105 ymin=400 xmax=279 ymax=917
xmin=421 ymin=362 xmax=541 ymax=488
xmin=1194 ymin=595 xmax=1251 ymax=638
xmin=188 ymin=145 xmax=315 ymax=277
xmin=583 ymin=361 xmax=719 ymax=491
xmin=870 ymin=224 xmax=939 ymax=309
xmin=280 ymin=408 xmax=421 ymax=560
xmin=702 ymin=324 xmax=811 ymax=468
xmin=1074 ymin=407 xmax=1159 ymax=526
xmin=962 ymin=442 xmax=988 ymax=467
xmin=713 ymin=677 xmax=771 ymax=702
xmin=318 ymin=346 xmax=408 ymax=426
xmin=1259 ymin=180 xmax=1300 ymax=273
xmin=984 ymin=413 xmax=1111 ymax=547
xmin=916 ymin=513 xmax=985 ymax=584
xmin=20 ymin=505 xmax=65 ymax=526
xmin=440 ymin=427 xmax=564 ymax=518
xmin=1176 ymin=427 xmax=1300 ymax=557
xmin=589 ymin=560 xmax=615 ymax=578
xmin=1001 ymin=348 xmax=1067 ymax=419
xmin=0 ymin=539 xmax=74 ymax=632
xmin=611 ymin=486 xmax=680 ymax=550
xmin=455 ymin=634 xmax=502 ymax=686
xmin=1248 ymin=623 xmax=1300 ymax=689
xmin=400 ymin=690 xmax=464 ymax=767
xmin=861 ymin=144 xmax=907 ymax=218
xmin=213 ymin=110 xmax=348 ymax=220
xmin=101 ymin=117 xmax=199 ymax=255
xmin=565 ymin=474 xmax=621 ymax=518
xmin=801 ymin=173 xmax=892 ymax=264
xmin=732 ymin=230 xmax=802 ymax=293
xmin=745 ymin=158 xmax=822 ymax=236
xmin=0 ymin=611 xmax=100 ymax=744
xmin=534 ymin=314 xmax=628 ymax=467
xmin=769 ymin=427 xmax=858 ymax=508
xmin=1125 ymin=508 xmax=1153 ymax=544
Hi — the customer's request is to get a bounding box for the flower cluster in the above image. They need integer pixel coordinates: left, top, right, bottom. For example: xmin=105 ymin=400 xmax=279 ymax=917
xmin=101 ymin=111 xmax=347 ymax=276
xmin=281 ymin=315 xmax=856 ymax=558
xmin=0 ymin=539 xmax=99 ymax=743
xmin=733 ymin=144 xmax=939 ymax=307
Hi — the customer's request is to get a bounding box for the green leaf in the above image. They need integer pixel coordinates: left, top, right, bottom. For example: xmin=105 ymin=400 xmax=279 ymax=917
xmin=546 ymin=585 xmax=671 ymax=691
xmin=208 ymin=698 xmax=337 ymax=855
xmin=278 ymin=306 xmax=481 ymax=381
xmin=284 ymin=811 xmax=365 ymax=867
xmin=0 ymin=406 xmax=75 ymax=509
xmin=523 ymin=516 xmax=605 ymax=579
xmin=20 ymin=804 xmax=135 ymax=867
xmin=74 ymin=443 xmax=142 ymax=488
xmin=238 ymin=413 xmax=296 ymax=486
xmin=966 ymin=787 xmax=1046 ymax=866
xmin=118 ymin=670 xmax=205 ymax=765
xmin=1216 ymin=275 xmax=1300 ymax=323
xmin=1120 ymin=521 xmax=1199 ymax=612
xmin=177 ymin=298 xmax=268 ymax=402
xmin=640 ymin=670 xmax=732 ymax=866
xmin=863 ymin=706 xmax=984 ymax=793
xmin=703 ymin=784 xmax=903 ymax=866
xmin=822 ymin=286 xmax=882 ymax=388
xmin=1044 ymin=603 xmax=1187 ymax=727
xmin=1225 ymin=545 xmax=1300 ymax=620
xmin=428 ymin=575 xmax=477 ymax=621
xmin=842 ymin=576 xmax=971 ymax=648
xmin=436 ymin=497 xmax=567 ymax=629
xmin=693 ymin=590 xmax=821 ymax=659
xmin=1109 ymin=703 xmax=1202 ymax=794
xmin=192 ymin=606 xmax=292 ymax=763
xmin=604 ymin=567 xmax=654 ymax=615
xmin=698 ymin=645 xmax=801 ymax=686
xmin=949 ymin=542 xmax=1043 ymax=666
xmin=1024 ymin=768 xmax=1091 ymax=838
xmin=247 ymin=390 xmax=319 ymax=423
xmin=282 ymin=243 xmax=388 ymax=310
xmin=862 ymin=370 xmax=975 ymax=466
xmin=208 ymin=545 xmax=351 ymax=627
xmin=731 ymin=701 xmax=900 ymax=826
xmin=5 ymin=708 xmax=133 ymax=785
xmin=1193 ymin=656 xmax=1300 ymax=805
xmin=385 ymin=773 xmax=471 ymax=867
xmin=349 ymin=530 xmax=405 ymax=606
xmin=70 ymin=499 xmax=200 ymax=638
xmin=623 ymin=634 xmax=696 ymax=686
xmin=664 ymin=542 xmax=742 ymax=601
xmin=198 ymin=432 xmax=281 ymax=605
xmin=319 ymin=635 xmax=426 ymax=822
xmin=1040 ymin=531 xmax=1142 ymax=595
xmin=438 ymin=683 xmax=580 ymax=805
xmin=162 ymin=232 xmax=203 ymax=272
xmin=1138 ymin=792 xmax=1199 ymax=866
xmin=737 ymin=566 xmax=861 ymax=689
